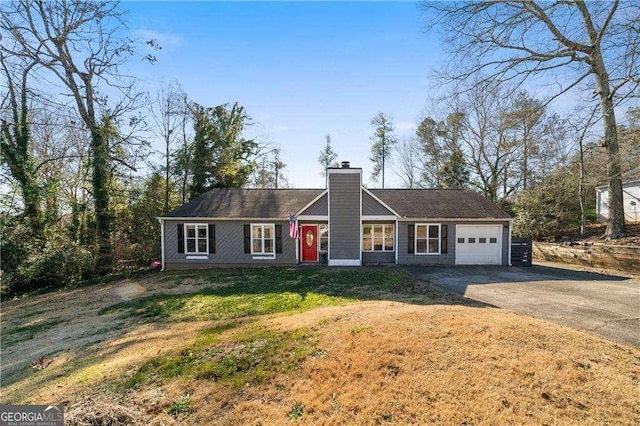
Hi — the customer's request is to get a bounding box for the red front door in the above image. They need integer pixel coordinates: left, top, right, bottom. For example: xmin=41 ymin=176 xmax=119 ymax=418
xmin=301 ymin=225 xmax=318 ymax=262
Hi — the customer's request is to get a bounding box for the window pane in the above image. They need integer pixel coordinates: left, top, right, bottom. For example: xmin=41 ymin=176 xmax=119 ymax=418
xmin=198 ymin=227 xmax=207 ymax=238
xmin=468 ymin=238 xmax=476 ymax=243
xmin=479 ymin=237 xmax=486 ymax=243
xmin=198 ymin=239 xmax=207 ymax=253
xmin=428 ymin=225 xmax=439 ymax=238
xmin=253 ymin=225 xmax=262 ymax=239
xmin=363 ymin=225 xmax=372 ymax=235
xmin=374 ymin=235 xmax=383 ymax=251
xmin=384 ymin=237 xmax=393 ymax=251
xmin=186 ymin=226 xmax=195 ymax=238
xmin=490 ymin=237 xmax=497 ymax=243
xmin=253 ymin=239 xmax=262 ymax=253
xmin=416 ymin=240 xmax=427 ymax=253
xmin=320 ymin=225 xmax=328 ymax=251
xmin=187 ymin=239 xmax=196 ymax=252
xmin=457 ymin=238 xmax=465 ymax=244
xmin=264 ymin=239 xmax=273 ymax=253
xmin=428 ymin=239 xmax=439 ymax=253
xmin=385 ymin=225 xmax=394 ymax=239
xmin=363 ymin=238 xmax=372 ymax=251
xmin=264 ymin=226 xmax=272 ymax=239
xmin=416 ymin=225 xmax=427 ymax=238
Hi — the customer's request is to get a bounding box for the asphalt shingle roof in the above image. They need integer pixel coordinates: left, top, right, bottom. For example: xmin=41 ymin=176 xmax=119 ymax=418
xmin=163 ymin=187 xmax=511 ymax=220
xmin=370 ymin=189 xmax=511 ymax=219
xmin=164 ymin=188 xmax=324 ymax=218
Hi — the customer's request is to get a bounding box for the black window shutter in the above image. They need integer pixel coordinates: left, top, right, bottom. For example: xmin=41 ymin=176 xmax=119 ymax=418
xmin=209 ymin=224 xmax=216 ymax=254
xmin=441 ymin=224 xmax=448 ymax=254
xmin=408 ymin=224 xmax=414 ymax=254
xmin=177 ymin=223 xmax=184 ymax=253
xmin=275 ymin=224 xmax=283 ymax=254
xmin=244 ymin=224 xmax=251 ymax=253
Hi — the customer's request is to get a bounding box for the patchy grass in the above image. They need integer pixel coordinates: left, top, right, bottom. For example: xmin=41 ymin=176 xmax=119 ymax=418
xmin=1 ymin=267 xmax=639 ymax=425
xmin=123 ymin=325 xmax=315 ymax=391
xmin=1 ymin=319 xmax=64 ymax=345
xmin=98 ymin=268 xmax=411 ymax=321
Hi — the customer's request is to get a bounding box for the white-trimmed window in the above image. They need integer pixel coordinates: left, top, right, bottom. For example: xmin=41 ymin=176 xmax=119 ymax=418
xmin=319 ymin=224 xmax=329 ymax=252
xmin=363 ymin=224 xmax=394 ymax=251
xmin=251 ymin=224 xmax=275 ymax=256
xmin=415 ymin=224 xmax=440 ymax=254
xmin=185 ymin=224 xmax=208 ymax=254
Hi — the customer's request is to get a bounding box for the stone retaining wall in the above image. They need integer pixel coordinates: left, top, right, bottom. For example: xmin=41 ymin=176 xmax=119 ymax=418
xmin=533 ymin=242 xmax=640 ymax=274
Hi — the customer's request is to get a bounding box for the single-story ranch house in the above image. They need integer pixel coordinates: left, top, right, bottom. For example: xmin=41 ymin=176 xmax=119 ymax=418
xmin=159 ymin=165 xmax=513 ymax=270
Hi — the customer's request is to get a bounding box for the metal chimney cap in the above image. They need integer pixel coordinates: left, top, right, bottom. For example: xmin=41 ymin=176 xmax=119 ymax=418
xmin=341 ymin=161 xmax=350 ymax=168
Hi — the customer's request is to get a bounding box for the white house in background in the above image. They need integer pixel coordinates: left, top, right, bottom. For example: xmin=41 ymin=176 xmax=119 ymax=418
xmin=596 ymin=167 xmax=640 ymax=223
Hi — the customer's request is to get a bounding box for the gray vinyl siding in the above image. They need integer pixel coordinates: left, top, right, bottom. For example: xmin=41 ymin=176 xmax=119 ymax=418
xmin=362 ymin=191 xmax=394 ymax=216
xmin=363 ymin=251 xmax=395 ymax=264
xmin=163 ymin=220 xmax=296 ymax=269
xmin=328 ymin=172 xmax=361 ymax=261
xmin=396 ymin=220 xmax=510 ymax=265
xmin=301 ymin=193 xmax=328 ymax=215
xmin=397 ymin=221 xmax=455 ymax=265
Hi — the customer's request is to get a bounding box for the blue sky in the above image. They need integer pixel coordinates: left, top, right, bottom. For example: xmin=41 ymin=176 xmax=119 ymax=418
xmin=124 ymin=1 xmax=440 ymax=188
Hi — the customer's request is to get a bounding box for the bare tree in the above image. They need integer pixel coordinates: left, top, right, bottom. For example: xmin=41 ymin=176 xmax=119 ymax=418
xmin=252 ymin=145 xmax=288 ymax=189
xmin=423 ymin=0 xmax=640 ymax=238
xmin=149 ymin=80 xmax=187 ymax=213
xmin=2 ymin=0 xmax=146 ymax=270
xmin=567 ymin=106 xmax=599 ymax=236
xmin=394 ymin=137 xmax=422 ymax=188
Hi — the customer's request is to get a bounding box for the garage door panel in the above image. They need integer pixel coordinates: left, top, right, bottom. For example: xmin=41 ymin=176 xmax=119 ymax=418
xmin=456 ymin=225 xmax=502 ymax=265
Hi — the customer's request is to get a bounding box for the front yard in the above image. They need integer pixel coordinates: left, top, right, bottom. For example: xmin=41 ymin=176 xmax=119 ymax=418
xmin=1 ymin=267 xmax=638 ymax=424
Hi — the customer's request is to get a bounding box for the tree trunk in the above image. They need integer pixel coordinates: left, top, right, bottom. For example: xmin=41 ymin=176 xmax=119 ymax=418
xmin=91 ymin=129 xmax=112 ymax=273
xmin=578 ymin=137 xmax=586 ymax=237
xmin=593 ymin=53 xmax=626 ymax=239
xmin=164 ymin=99 xmax=170 ymax=214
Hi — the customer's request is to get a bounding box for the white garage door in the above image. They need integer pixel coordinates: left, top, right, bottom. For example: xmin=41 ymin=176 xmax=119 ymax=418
xmin=455 ymin=225 xmax=502 ymax=265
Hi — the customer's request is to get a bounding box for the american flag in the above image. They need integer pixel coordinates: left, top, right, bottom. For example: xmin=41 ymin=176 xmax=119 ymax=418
xmin=289 ymin=214 xmax=299 ymax=239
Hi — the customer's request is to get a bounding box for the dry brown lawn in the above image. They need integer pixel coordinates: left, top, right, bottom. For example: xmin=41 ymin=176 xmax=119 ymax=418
xmin=1 ymin=269 xmax=639 ymax=425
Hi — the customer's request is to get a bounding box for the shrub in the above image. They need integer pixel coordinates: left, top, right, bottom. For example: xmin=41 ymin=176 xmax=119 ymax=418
xmin=3 ymin=237 xmax=94 ymax=297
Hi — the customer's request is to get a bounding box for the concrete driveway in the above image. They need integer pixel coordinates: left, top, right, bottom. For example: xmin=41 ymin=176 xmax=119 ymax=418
xmin=406 ymin=264 xmax=640 ymax=347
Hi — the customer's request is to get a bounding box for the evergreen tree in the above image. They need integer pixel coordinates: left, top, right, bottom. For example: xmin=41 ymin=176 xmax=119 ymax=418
xmin=318 ymin=134 xmax=338 ymax=179
xmin=370 ymin=112 xmax=397 ymax=188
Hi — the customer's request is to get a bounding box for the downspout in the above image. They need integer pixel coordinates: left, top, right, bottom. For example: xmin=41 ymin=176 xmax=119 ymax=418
xmin=158 ymin=218 xmax=166 ymax=271
xmin=507 ymin=219 xmax=513 ymax=267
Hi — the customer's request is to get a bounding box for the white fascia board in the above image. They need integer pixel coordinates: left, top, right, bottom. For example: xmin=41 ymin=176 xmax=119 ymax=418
xmin=295 ymin=190 xmax=328 ymax=216
xmin=361 ymin=187 xmax=401 ymax=217
xmin=362 ymin=215 xmax=397 ymax=221
xmin=328 ymin=259 xmax=361 ymax=266
xmin=397 ymin=217 xmax=511 ymax=222
xmin=297 ymin=215 xmax=328 ymax=221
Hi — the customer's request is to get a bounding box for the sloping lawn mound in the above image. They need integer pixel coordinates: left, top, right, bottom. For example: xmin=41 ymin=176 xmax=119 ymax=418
xmin=1 ymin=268 xmax=638 ymax=425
